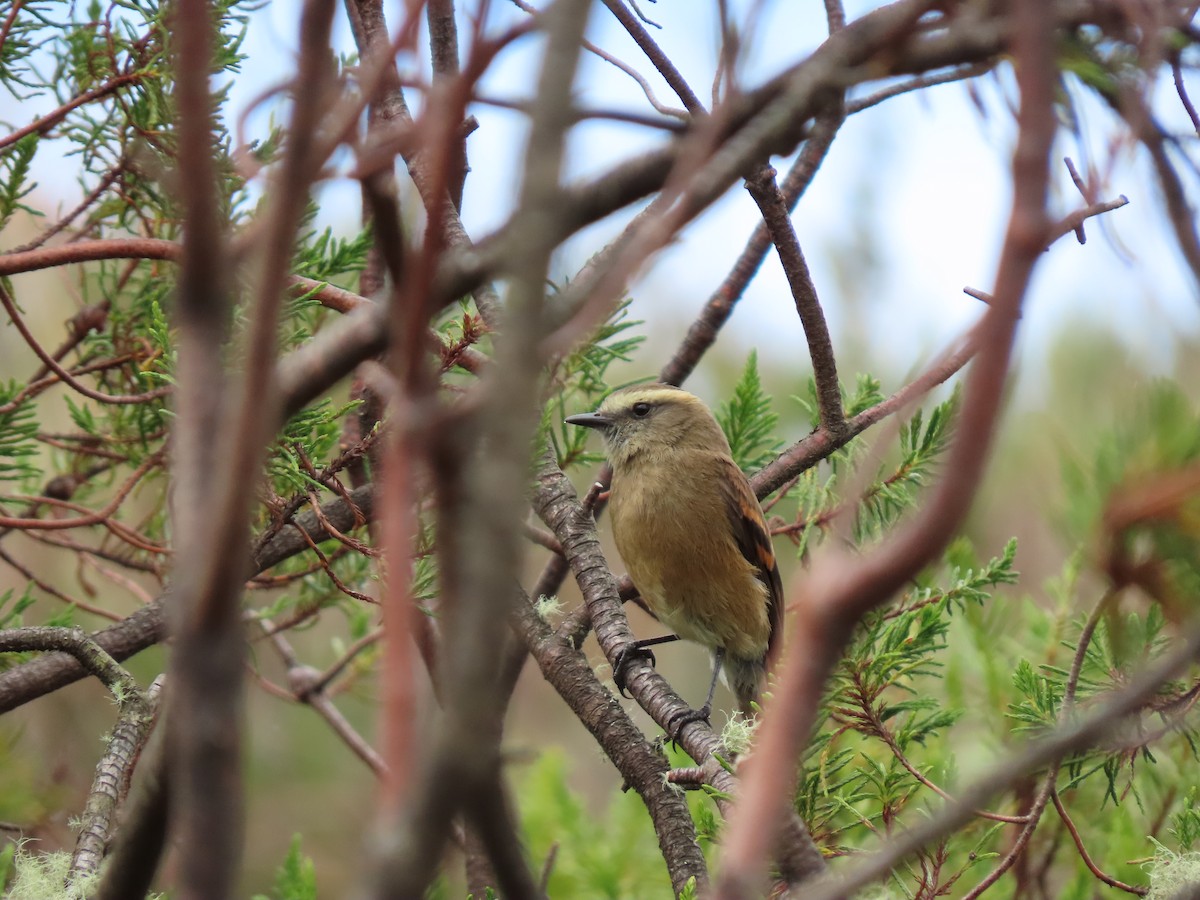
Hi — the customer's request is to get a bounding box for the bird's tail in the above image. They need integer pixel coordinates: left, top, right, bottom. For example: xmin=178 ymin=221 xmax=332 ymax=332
xmin=723 ymin=654 xmax=767 ymax=718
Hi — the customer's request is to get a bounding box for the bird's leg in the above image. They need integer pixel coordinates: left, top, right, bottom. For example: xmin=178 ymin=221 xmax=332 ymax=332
xmin=613 ymin=634 xmax=679 ymax=697
xmin=666 ymin=647 xmax=725 ymax=744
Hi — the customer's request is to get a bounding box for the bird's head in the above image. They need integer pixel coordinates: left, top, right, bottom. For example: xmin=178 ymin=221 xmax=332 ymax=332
xmin=565 ymin=383 xmax=731 ymax=468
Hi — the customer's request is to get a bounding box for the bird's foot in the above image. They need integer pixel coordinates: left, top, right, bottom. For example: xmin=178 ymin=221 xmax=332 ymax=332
xmin=666 ymin=703 xmax=712 ymax=746
xmin=612 ymin=643 xmax=657 ymax=698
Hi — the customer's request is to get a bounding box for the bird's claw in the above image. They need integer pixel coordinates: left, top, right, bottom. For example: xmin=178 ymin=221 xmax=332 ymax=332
xmin=666 ymin=703 xmax=712 ymax=746
xmin=612 ymin=643 xmax=657 ymax=698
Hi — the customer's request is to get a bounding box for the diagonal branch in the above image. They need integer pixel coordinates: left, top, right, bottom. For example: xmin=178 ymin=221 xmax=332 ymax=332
xmin=744 ymin=164 xmax=845 ymax=434
xmin=530 ymin=446 xmax=826 ymax=888
xmin=513 ymin=582 xmax=709 ymax=895
xmin=713 ymin=0 xmax=1059 ymax=892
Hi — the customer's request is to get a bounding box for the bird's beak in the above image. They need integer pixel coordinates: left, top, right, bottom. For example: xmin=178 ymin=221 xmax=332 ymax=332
xmin=565 ymin=412 xmax=612 ymax=430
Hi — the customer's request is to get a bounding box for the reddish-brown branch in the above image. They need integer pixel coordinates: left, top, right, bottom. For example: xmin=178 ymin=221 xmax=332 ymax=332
xmin=291 ymin=514 xmax=377 ymax=605
xmin=309 ymin=690 xmax=387 ymax=775
xmin=0 ymin=453 xmax=161 ymax=532
xmin=427 ymin=0 xmax=468 ymax=210
xmin=847 ymin=62 xmax=994 ymax=115
xmin=761 ymin=175 xmax=1130 ymax=516
xmin=24 ymin=530 xmax=163 ymax=577
xmin=599 ymin=0 xmax=705 ymax=114
xmin=344 ymin=0 xmax=426 ymax=825
xmin=744 ymin=164 xmax=845 ymax=433
xmin=0 ymin=72 xmax=146 ymax=151
xmin=714 ymin=0 xmax=1058 ymax=893
xmin=1051 ymin=790 xmax=1148 ymax=895
xmin=510 ymin=0 xmax=688 ymax=119
xmin=1172 ymin=59 xmax=1200 ymax=137
xmin=306 ymin=626 xmax=383 ymax=697
xmin=0 ymin=0 xmax=25 ymax=57
xmin=80 ymin=553 xmax=156 ymax=606
xmin=0 ymin=484 xmax=374 ymax=715
xmin=259 ymin=621 xmax=388 ymax=776
xmin=653 ymin=109 xmax=845 ymax=389
xmin=30 ymin=300 xmax=114 ymax=382
xmin=0 ymin=545 xmax=123 ymax=622
xmin=1118 ymin=88 xmax=1200 ymax=289
xmin=0 ymin=353 xmax=142 ymax=418
xmin=366 ymin=0 xmax=594 ymax=893
xmin=961 ymin=771 xmax=1057 ymax=900
xmin=0 ymin=238 xmax=370 ymax=314
xmin=1049 ymin=195 xmax=1129 ymax=246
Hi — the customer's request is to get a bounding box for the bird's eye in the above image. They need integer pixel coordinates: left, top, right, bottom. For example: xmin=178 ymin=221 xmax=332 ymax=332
xmin=632 ymin=402 xmax=652 ymax=418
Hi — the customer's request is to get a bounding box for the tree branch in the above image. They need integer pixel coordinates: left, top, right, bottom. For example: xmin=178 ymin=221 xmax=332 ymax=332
xmin=714 ymin=0 xmax=1059 ymax=891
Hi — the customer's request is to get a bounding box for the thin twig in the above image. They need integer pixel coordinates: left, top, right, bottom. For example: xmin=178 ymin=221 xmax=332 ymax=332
xmin=0 ymin=284 xmax=170 ymax=406
xmin=1051 ymin=789 xmax=1148 ymax=895
xmin=714 ymin=0 xmax=1057 ymax=891
xmin=744 ymin=164 xmax=845 ymax=434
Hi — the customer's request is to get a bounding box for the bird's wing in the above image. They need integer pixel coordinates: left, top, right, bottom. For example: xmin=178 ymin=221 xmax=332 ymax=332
xmin=719 ymin=456 xmax=784 ymax=657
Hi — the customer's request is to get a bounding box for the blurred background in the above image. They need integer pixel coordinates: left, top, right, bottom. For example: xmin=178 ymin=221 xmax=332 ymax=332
xmin=2 ymin=1 xmax=1198 ymax=894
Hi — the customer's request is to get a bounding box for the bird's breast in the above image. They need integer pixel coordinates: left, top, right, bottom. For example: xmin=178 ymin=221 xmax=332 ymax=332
xmin=609 ymin=459 xmax=771 ymax=659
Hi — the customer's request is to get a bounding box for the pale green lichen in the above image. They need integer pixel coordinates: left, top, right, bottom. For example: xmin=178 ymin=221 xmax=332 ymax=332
xmin=719 ymin=713 xmax=758 ymax=757
xmin=3 ymin=846 xmax=164 ymax=900
xmin=659 ymin=771 xmax=686 ymax=796
xmin=5 ymin=848 xmax=94 ymax=900
xmin=534 ymin=594 xmax=562 ymax=620
xmin=1145 ymin=849 xmax=1200 ymax=900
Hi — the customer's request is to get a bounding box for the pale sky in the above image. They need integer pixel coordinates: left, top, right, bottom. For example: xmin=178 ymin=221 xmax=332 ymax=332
xmin=20 ymin=2 xmax=1200 ymax=401
xmin=250 ymin=1 xmax=1199 ymax=395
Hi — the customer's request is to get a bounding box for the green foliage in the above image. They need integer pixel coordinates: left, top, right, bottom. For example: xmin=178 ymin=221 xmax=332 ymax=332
xmin=1060 ymin=383 xmax=1200 ymax=619
xmin=292 ymin=221 xmax=373 ymax=284
xmin=1060 ymin=382 xmax=1200 ymax=537
xmin=776 ymin=385 xmax=958 ymax=558
xmin=0 ymin=382 xmax=39 ymax=488
xmin=546 ymin=299 xmax=644 ymax=470
xmin=0 ymin=588 xmax=37 ymax=631
xmin=0 ymin=844 xmax=165 ymax=898
xmin=0 ymin=133 xmax=38 ymax=232
xmin=794 ymin=372 xmax=884 ymax=431
xmin=252 ymin=835 xmax=318 ymax=900
xmin=852 ymin=387 xmax=957 ymax=543
xmin=268 ymin=398 xmax=362 ymax=497
xmin=0 ymin=2 xmax=53 ymax=93
xmin=779 ymin=372 xmax=1200 ymax=895
xmin=0 ymin=844 xmax=12 ymax=893
xmin=1008 ymin=657 xmax=1064 ymax=732
xmin=517 ymin=750 xmax=703 ymax=898
xmin=0 ymin=10 xmax=387 ymax=891
xmin=1170 ymin=787 xmax=1200 ymax=851
xmin=716 ymin=351 xmax=780 ymax=472
xmin=0 ymin=0 xmax=1195 ymax=892
xmin=800 ymin=539 xmax=1019 ymax=858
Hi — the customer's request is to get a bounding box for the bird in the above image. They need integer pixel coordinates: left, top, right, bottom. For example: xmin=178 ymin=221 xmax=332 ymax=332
xmin=565 ymin=383 xmax=783 ymax=736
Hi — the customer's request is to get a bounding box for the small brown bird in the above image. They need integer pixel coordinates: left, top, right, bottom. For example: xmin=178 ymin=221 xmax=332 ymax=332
xmin=566 ymin=383 xmax=782 ymax=733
